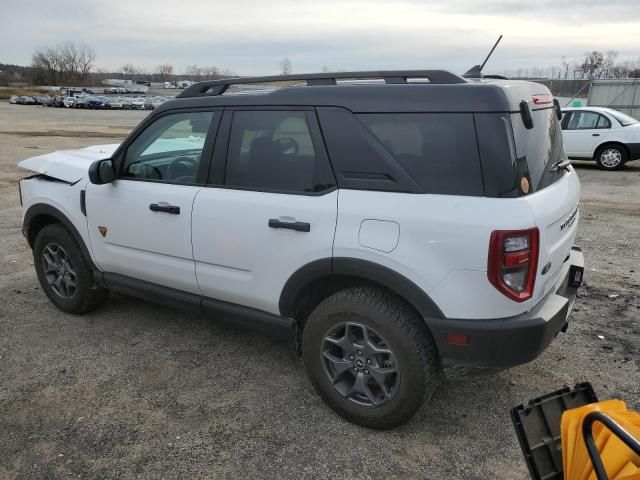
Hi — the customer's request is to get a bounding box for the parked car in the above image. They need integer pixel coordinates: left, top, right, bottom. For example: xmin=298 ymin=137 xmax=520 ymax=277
xmin=144 ymin=96 xmax=167 ymax=110
xmin=87 ymin=96 xmax=108 ymax=109
xmin=9 ymin=95 xmax=19 ymax=104
xmin=51 ymin=96 xmax=66 ymax=108
xmin=38 ymin=96 xmax=53 ymax=107
xmin=561 ymin=107 xmax=640 ymax=170
xmin=74 ymin=95 xmax=88 ymax=109
xmin=19 ymin=96 xmax=36 ymax=105
xmin=105 ymin=97 xmax=125 ymax=109
xmin=17 ymin=71 xmax=584 ymax=429
xmin=128 ymin=97 xmax=146 ymax=110
xmin=62 ymin=96 xmax=77 ymax=108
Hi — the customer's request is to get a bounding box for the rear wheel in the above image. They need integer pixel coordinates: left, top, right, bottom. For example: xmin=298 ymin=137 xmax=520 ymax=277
xmin=33 ymin=224 xmax=108 ymax=314
xmin=302 ymin=287 xmax=438 ymax=429
xmin=595 ymin=145 xmax=627 ymax=170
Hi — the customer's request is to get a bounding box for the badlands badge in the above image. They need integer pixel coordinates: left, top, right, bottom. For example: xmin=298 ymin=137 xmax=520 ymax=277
xmin=98 ymin=226 xmax=108 ymax=237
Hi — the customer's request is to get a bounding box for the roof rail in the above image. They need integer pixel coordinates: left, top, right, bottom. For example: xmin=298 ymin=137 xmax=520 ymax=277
xmin=177 ymin=70 xmax=466 ymax=98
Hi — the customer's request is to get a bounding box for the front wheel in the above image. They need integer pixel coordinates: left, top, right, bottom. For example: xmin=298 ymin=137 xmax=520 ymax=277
xmin=595 ymin=145 xmax=627 ymax=170
xmin=302 ymin=287 xmax=439 ymax=429
xmin=33 ymin=224 xmax=108 ymax=314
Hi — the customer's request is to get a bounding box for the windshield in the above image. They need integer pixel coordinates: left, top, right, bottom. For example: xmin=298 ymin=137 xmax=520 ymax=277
xmin=607 ymin=110 xmax=638 ymax=127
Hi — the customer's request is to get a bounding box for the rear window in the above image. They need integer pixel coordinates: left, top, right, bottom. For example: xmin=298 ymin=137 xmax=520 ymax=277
xmin=357 ymin=113 xmax=483 ymax=196
xmin=608 ymin=110 xmax=638 ymax=127
xmin=511 ymin=107 xmax=565 ymax=192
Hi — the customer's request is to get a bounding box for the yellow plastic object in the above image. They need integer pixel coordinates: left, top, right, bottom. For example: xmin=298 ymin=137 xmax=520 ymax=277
xmin=561 ymin=400 xmax=640 ymax=480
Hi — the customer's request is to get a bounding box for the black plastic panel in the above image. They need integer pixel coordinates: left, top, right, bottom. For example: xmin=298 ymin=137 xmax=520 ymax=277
xmin=511 ymin=383 xmax=598 ymax=480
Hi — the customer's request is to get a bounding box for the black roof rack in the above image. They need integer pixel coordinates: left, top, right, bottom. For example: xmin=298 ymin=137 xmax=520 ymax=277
xmin=177 ymin=70 xmax=466 ymax=98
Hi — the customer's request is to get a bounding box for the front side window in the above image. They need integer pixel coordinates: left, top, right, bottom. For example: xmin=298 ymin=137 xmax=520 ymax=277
xmin=225 ymin=111 xmax=334 ymax=193
xmin=565 ymin=111 xmax=610 ymax=130
xmin=122 ymin=111 xmax=215 ymax=183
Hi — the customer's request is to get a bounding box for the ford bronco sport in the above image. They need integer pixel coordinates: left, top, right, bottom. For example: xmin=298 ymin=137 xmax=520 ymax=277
xmin=18 ymin=70 xmax=584 ymax=429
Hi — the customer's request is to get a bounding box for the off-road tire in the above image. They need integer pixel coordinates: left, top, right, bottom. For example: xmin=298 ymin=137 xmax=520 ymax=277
xmin=595 ymin=144 xmax=627 ymax=170
xmin=33 ymin=223 xmax=108 ymax=313
xmin=302 ymin=286 xmax=438 ymax=429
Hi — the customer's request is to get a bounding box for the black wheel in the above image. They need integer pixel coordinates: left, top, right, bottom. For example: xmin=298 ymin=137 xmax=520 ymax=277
xmin=33 ymin=224 xmax=108 ymax=314
xmin=302 ymin=287 xmax=438 ymax=429
xmin=595 ymin=144 xmax=627 ymax=170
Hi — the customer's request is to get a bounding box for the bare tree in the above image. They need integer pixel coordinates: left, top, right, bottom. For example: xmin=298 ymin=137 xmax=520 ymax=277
xmin=578 ymin=51 xmax=604 ymax=79
xmin=184 ymin=64 xmax=203 ymax=80
xmin=601 ymin=50 xmax=618 ymax=79
xmin=31 ymin=41 xmax=95 ymax=85
xmin=156 ymin=63 xmax=174 ymax=81
xmin=280 ymin=57 xmax=292 ymax=75
xmin=201 ymin=66 xmax=220 ymax=79
xmin=121 ymin=64 xmax=139 ymax=77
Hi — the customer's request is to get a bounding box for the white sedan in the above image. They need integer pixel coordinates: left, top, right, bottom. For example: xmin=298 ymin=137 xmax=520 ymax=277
xmin=561 ymin=107 xmax=640 ymax=170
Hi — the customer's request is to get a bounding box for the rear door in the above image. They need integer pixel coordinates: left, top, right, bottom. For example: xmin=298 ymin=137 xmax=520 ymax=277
xmin=562 ymin=110 xmax=611 ymax=158
xmin=191 ymin=108 xmax=338 ymax=315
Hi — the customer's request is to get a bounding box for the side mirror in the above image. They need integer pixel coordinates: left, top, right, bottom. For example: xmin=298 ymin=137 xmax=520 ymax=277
xmin=88 ymin=159 xmax=115 ymax=185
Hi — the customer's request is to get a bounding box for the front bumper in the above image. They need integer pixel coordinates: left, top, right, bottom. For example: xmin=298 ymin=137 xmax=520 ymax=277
xmin=429 ymin=246 xmax=584 ymax=376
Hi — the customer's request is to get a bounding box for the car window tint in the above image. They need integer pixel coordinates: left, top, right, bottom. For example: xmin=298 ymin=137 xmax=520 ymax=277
xmin=225 ymin=111 xmax=334 ymax=193
xmin=123 ymin=111 xmax=214 ymax=184
xmin=357 ymin=113 xmax=483 ymax=195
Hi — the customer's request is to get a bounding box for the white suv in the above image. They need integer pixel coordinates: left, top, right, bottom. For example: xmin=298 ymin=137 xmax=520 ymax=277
xmin=18 ymin=71 xmax=584 ymax=428
xmin=561 ymin=106 xmax=640 ymax=170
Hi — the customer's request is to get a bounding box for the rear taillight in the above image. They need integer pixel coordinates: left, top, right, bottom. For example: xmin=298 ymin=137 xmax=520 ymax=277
xmin=488 ymin=228 xmax=539 ymax=302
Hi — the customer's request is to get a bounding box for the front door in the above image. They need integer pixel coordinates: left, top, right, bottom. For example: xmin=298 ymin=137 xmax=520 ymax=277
xmin=191 ymin=109 xmax=338 ymax=314
xmin=86 ymin=110 xmax=219 ymax=293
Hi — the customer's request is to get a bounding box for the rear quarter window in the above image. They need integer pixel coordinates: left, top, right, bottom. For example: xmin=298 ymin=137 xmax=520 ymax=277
xmin=357 ymin=113 xmax=484 ymax=196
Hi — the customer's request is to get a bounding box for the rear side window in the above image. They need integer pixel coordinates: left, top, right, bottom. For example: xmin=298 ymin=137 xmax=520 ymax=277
xmin=357 ymin=113 xmax=483 ymax=196
xmin=565 ymin=111 xmax=610 ymax=130
xmin=225 ymin=111 xmax=335 ymax=194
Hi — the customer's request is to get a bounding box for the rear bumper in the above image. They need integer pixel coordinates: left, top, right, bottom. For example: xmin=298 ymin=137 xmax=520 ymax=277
xmin=430 ymin=246 xmax=584 ymax=377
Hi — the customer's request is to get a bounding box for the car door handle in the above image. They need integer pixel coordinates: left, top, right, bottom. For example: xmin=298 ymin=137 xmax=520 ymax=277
xmin=149 ymin=203 xmax=180 ymax=214
xmin=592 ymin=133 xmax=600 ymax=136
xmin=268 ymin=219 xmax=310 ymax=232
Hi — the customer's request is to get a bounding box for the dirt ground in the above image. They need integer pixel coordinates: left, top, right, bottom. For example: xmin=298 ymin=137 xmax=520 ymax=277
xmin=0 ymin=102 xmax=638 ymax=480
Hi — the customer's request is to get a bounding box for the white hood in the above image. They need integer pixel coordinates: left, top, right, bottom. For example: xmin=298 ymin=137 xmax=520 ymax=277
xmin=18 ymin=144 xmax=120 ymax=183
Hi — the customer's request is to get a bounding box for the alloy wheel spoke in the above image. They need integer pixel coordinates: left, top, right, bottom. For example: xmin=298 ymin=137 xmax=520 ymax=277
xmin=325 ymin=331 xmax=353 ymax=354
xmin=322 ymin=351 xmax=353 ymax=382
xmin=346 ymin=372 xmax=366 ymax=397
xmin=43 ymin=252 xmax=58 ymax=273
xmin=368 ymin=366 xmax=395 ymax=397
xmin=52 ymin=275 xmax=65 ymax=295
xmin=63 ymin=275 xmax=75 ymax=294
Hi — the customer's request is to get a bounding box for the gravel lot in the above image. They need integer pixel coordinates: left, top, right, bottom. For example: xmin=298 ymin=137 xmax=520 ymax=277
xmin=0 ymin=102 xmax=638 ymax=480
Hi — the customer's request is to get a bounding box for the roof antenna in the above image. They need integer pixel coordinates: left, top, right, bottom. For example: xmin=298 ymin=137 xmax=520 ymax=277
xmin=463 ymin=35 xmax=503 ymax=78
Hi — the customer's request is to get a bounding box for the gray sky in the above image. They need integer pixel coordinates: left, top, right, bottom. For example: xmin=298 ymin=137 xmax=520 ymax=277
xmin=2 ymin=0 xmax=639 ymax=75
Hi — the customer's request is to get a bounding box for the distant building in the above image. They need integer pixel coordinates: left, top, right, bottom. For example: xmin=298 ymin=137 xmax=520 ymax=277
xmin=103 ymin=79 xmax=134 ymax=86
